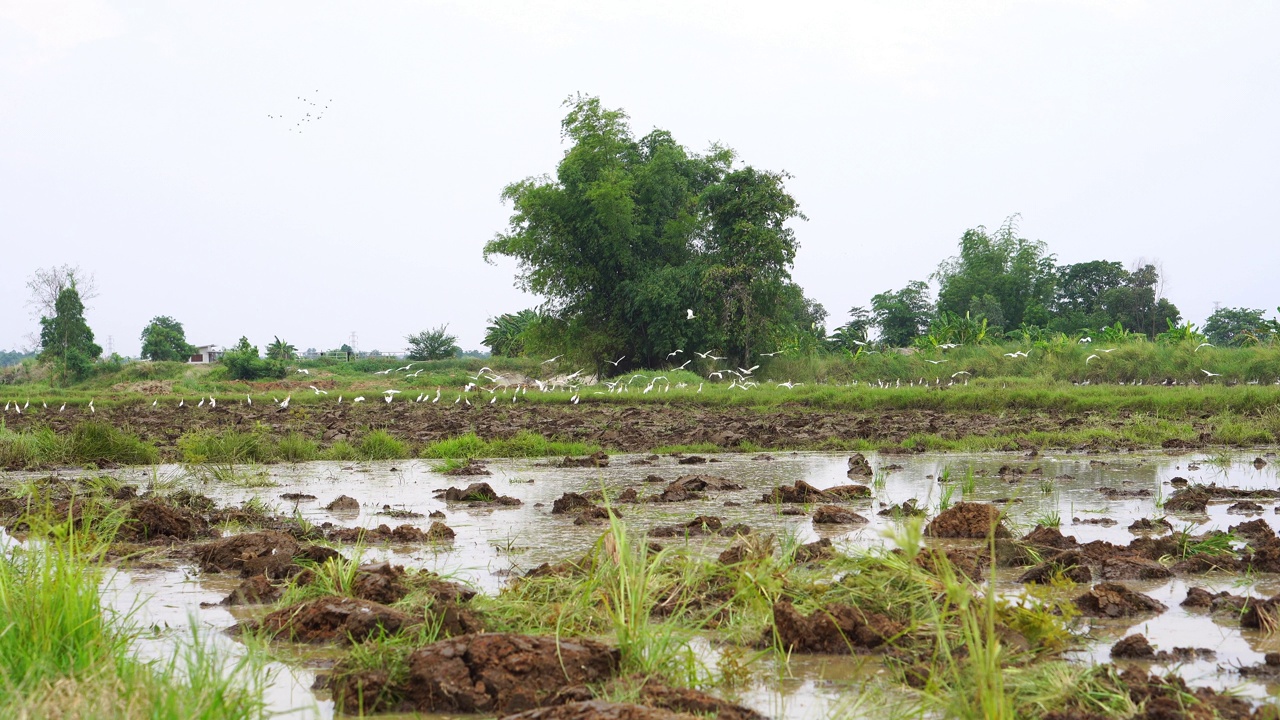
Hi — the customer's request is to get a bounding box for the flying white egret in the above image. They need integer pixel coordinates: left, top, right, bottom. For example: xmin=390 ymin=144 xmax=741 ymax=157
xmin=951 ymin=371 xmax=970 ymax=378
xmin=1100 ymin=348 xmax=1117 ymax=353
xmin=296 ymin=368 xmax=310 ymax=375
xmin=777 ymin=381 xmax=798 ymax=389
xmin=1194 ymin=343 xmax=1214 ymax=352
xmin=667 ymin=349 xmax=683 ymax=358
xmin=739 ymin=365 xmax=759 ymax=375
xmin=541 ymin=355 xmax=562 ymax=364
xmin=309 ymin=386 xmax=328 ymax=395
xmin=686 ymin=309 xmax=694 ymax=320
xmin=1079 ymin=337 xmax=1092 ymax=343
xmin=1202 ymin=369 xmax=1221 ymax=377
xmin=606 ymin=356 xmax=625 ymax=366
xmin=708 ymin=371 xmax=724 ymax=379
xmin=925 ymin=360 xmax=947 ymax=365
xmin=280 ymin=396 xmax=291 ymax=409
xmin=676 ymin=359 xmax=692 ymax=370
xmin=472 ymin=367 xmax=492 ymax=380
xmin=88 ymin=400 xmax=94 ymax=413
xmin=761 ymin=350 xmax=783 ymax=357
xmin=1085 ymin=354 xmax=1100 ymax=364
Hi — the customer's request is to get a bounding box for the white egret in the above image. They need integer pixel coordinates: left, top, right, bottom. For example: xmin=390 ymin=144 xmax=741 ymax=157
xmin=1202 ymin=369 xmax=1221 ymax=377
xmin=1085 ymin=354 xmax=1100 ymax=364
xmin=354 ymin=396 xmax=366 ymax=403
xmin=246 ymin=394 xmax=252 ymax=405
xmin=606 ymin=356 xmax=625 ymax=366
xmin=761 ymin=350 xmax=783 ymax=357
xmin=667 ymin=349 xmax=683 ymax=358
xmin=541 ymin=355 xmax=563 ymax=364
xmin=60 ymin=403 xmax=66 ymax=412
xmin=280 ymin=396 xmax=291 ymax=409
xmin=686 ymin=309 xmax=694 ymax=320
xmin=88 ymin=400 xmax=94 ymax=413
xmin=1194 ymin=343 xmax=1214 ymax=352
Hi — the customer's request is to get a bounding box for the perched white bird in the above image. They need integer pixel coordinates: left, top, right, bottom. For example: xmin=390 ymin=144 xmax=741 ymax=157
xmin=60 ymin=403 xmax=66 ymax=412
xmin=489 ymin=396 xmax=496 ymax=405
xmin=178 ymin=399 xmax=185 ymax=407
xmin=697 ymin=383 xmax=703 ymax=393
xmin=152 ymin=400 xmax=158 ymax=407
xmin=280 ymin=396 xmax=291 ymax=409
xmin=338 ymin=395 xmax=343 ymax=403
xmin=354 ymin=396 xmax=366 ymax=403
xmin=246 ymin=394 xmax=252 ymax=405
xmin=385 ymin=395 xmax=393 ymax=404
xmin=686 ymin=309 xmax=695 ymax=320
xmin=433 ymin=388 xmax=441 ymax=403
xmin=1085 ymin=354 xmax=1100 ymax=364
xmin=209 ymin=397 xmax=216 ymax=408
xmin=197 ymin=398 xmax=204 ymax=407
xmin=296 ymin=368 xmax=310 ymax=375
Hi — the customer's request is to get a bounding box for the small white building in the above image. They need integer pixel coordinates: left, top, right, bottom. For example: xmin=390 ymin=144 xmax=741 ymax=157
xmin=189 ymin=345 xmax=222 ymax=363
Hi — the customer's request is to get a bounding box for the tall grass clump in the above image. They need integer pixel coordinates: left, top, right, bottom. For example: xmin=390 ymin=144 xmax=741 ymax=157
xmin=178 ymin=429 xmax=274 ymax=464
xmin=68 ymin=422 xmax=159 ymax=466
xmin=357 ymin=430 xmax=409 ymax=460
xmin=422 ymin=431 xmax=601 ymax=460
xmin=0 ymin=533 xmax=268 ymax=719
xmin=275 ymin=432 xmax=319 ymax=462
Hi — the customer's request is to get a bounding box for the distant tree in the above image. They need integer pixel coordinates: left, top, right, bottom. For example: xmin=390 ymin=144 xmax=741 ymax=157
xmin=484 ymin=310 xmax=541 ymax=357
xmin=1203 ymin=307 xmax=1273 ymax=346
xmin=1098 ymin=264 xmax=1180 ymax=338
xmin=38 ymin=285 xmax=102 ymax=384
xmin=484 ymin=95 xmax=808 ymax=370
xmin=828 ymin=306 xmax=872 ymax=353
xmin=0 ymin=349 xmax=35 ymax=368
xmin=871 ymin=281 xmax=934 ymax=347
xmin=340 ymin=343 xmax=354 ymax=354
xmin=139 ymin=316 xmax=195 ymax=362
xmin=406 ymin=325 xmax=460 ymax=360
xmin=265 ymin=336 xmax=297 ymax=361
xmin=26 ymin=264 xmax=98 ymax=321
xmin=221 ymin=337 xmax=287 ymax=380
xmin=933 ymin=216 xmax=1056 ymax=332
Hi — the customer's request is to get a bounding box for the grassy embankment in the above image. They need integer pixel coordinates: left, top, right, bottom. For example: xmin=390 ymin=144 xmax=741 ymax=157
xmin=0 ymin=517 xmax=267 ymax=718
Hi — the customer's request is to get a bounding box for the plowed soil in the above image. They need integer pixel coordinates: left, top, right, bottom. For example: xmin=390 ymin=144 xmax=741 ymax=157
xmin=2 ymin=402 xmax=1138 ymax=456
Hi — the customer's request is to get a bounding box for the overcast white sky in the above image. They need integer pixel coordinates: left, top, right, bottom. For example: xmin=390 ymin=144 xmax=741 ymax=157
xmin=2 ymin=1 xmax=1277 ymax=355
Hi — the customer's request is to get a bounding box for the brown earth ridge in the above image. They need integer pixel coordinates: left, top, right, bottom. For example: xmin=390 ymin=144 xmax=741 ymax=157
xmin=0 ymin=402 xmax=1235 ymax=461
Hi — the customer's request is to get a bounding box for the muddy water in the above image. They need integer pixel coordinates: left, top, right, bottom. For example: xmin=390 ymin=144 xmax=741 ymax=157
xmin=13 ymin=449 xmax=1280 ymax=717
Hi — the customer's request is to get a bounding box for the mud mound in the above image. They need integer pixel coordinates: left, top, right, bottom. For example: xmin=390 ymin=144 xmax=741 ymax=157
xmin=1111 ymin=633 xmax=1214 ymax=662
xmin=1128 ymin=518 xmax=1173 ymax=534
xmin=846 ymin=453 xmax=873 ymax=476
xmin=435 ymin=483 xmax=521 ymax=505
xmin=1242 ymin=596 xmax=1280 ymax=631
xmin=667 ymin=475 xmax=744 ymax=493
xmin=794 ymin=537 xmax=834 ymax=563
xmin=1231 ymin=519 xmax=1277 ymax=544
xmin=444 ymin=459 xmax=491 ymax=476
xmin=628 ymin=682 xmax=767 ymax=720
xmin=335 ymin=634 xmax=620 ymax=715
xmin=1017 ymin=551 xmax=1091 ymax=585
xmin=651 ymin=516 xmax=748 ymax=538
xmin=561 ymin=452 xmax=610 ymax=468
xmin=771 ymin=600 xmax=902 ymax=653
xmin=215 ymin=575 xmax=281 ymax=606
xmin=761 ymin=480 xmax=870 ymax=504
xmin=194 ymin=531 xmax=301 ymax=577
xmin=351 ymin=562 xmax=411 ymax=604
xmin=501 ymin=701 xmax=689 ymax=720
xmin=1228 ymin=501 xmax=1266 ymax=514
xmin=120 ymin=500 xmax=210 ymax=541
xmin=812 ymin=505 xmax=868 ymax=524
xmin=878 ymin=499 xmax=925 ymax=517
xmin=1118 ymin=667 xmax=1256 ymax=720
xmin=552 ymin=493 xmax=596 ymax=514
xmin=925 ymin=503 xmax=1010 ymax=539
xmin=247 ymin=596 xmax=418 ymax=643
xmin=1020 ymin=526 xmax=1078 ymax=551
xmin=324 ymin=495 xmax=360 ymax=512
xmin=1183 ymin=586 xmax=1248 ymax=613
xmin=1099 ymin=556 xmax=1173 ymax=581
xmin=1073 ymin=582 xmax=1167 ymax=618
xmin=326 ymin=522 xmax=455 ymax=543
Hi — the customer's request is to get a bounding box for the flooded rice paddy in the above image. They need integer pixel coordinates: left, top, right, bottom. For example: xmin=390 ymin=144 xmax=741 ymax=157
xmin=7 ymin=449 xmax=1280 ymax=718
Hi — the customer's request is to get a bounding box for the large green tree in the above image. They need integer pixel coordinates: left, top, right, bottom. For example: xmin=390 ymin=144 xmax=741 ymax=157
xmin=484 ymin=96 xmax=812 ymax=370
xmin=38 ymin=286 xmax=101 ymax=383
xmin=406 ymin=326 xmax=459 ymax=360
xmin=933 ymin=216 xmax=1056 ymax=332
xmin=1203 ymin=306 xmax=1274 ymax=346
xmin=871 ymin=281 xmax=934 ymax=347
xmin=140 ymin=315 xmax=195 ymax=361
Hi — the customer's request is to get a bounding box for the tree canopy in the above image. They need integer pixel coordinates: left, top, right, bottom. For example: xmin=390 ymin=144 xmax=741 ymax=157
xmin=38 ymin=285 xmax=101 ymax=383
xmin=1203 ymin=306 xmax=1276 ymax=346
xmin=484 ymin=96 xmax=814 ymax=370
xmin=407 ymin=326 xmax=459 ymax=360
xmin=933 ymin=216 xmax=1056 ymax=332
xmin=140 ymin=316 xmax=195 ymax=362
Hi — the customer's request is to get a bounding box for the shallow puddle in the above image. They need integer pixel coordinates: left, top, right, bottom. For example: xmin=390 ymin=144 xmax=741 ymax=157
xmin=9 ymin=448 xmax=1280 ymax=717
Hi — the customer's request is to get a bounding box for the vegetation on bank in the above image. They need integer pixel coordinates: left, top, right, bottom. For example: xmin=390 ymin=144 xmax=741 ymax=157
xmin=0 ymin=527 xmax=267 ymax=719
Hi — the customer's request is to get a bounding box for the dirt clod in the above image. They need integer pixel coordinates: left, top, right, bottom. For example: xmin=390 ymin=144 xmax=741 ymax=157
xmin=436 ymin=483 xmax=521 ymax=505
xmin=246 ymin=596 xmax=418 ymax=643
xmin=325 ymin=495 xmax=360 ymax=512
xmin=120 ymin=500 xmax=209 ymax=541
xmin=771 ymin=600 xmax=902 ymax=654
xmin=812 ymin=505 xmax=868 ymax=524
xmin=925 ymin=502 xmax=1010 ymax=539
xmin=846 ymin=453 xmax=873 ymax=476
xmin=1073 ymin=582 xmax=1167 ymax=618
